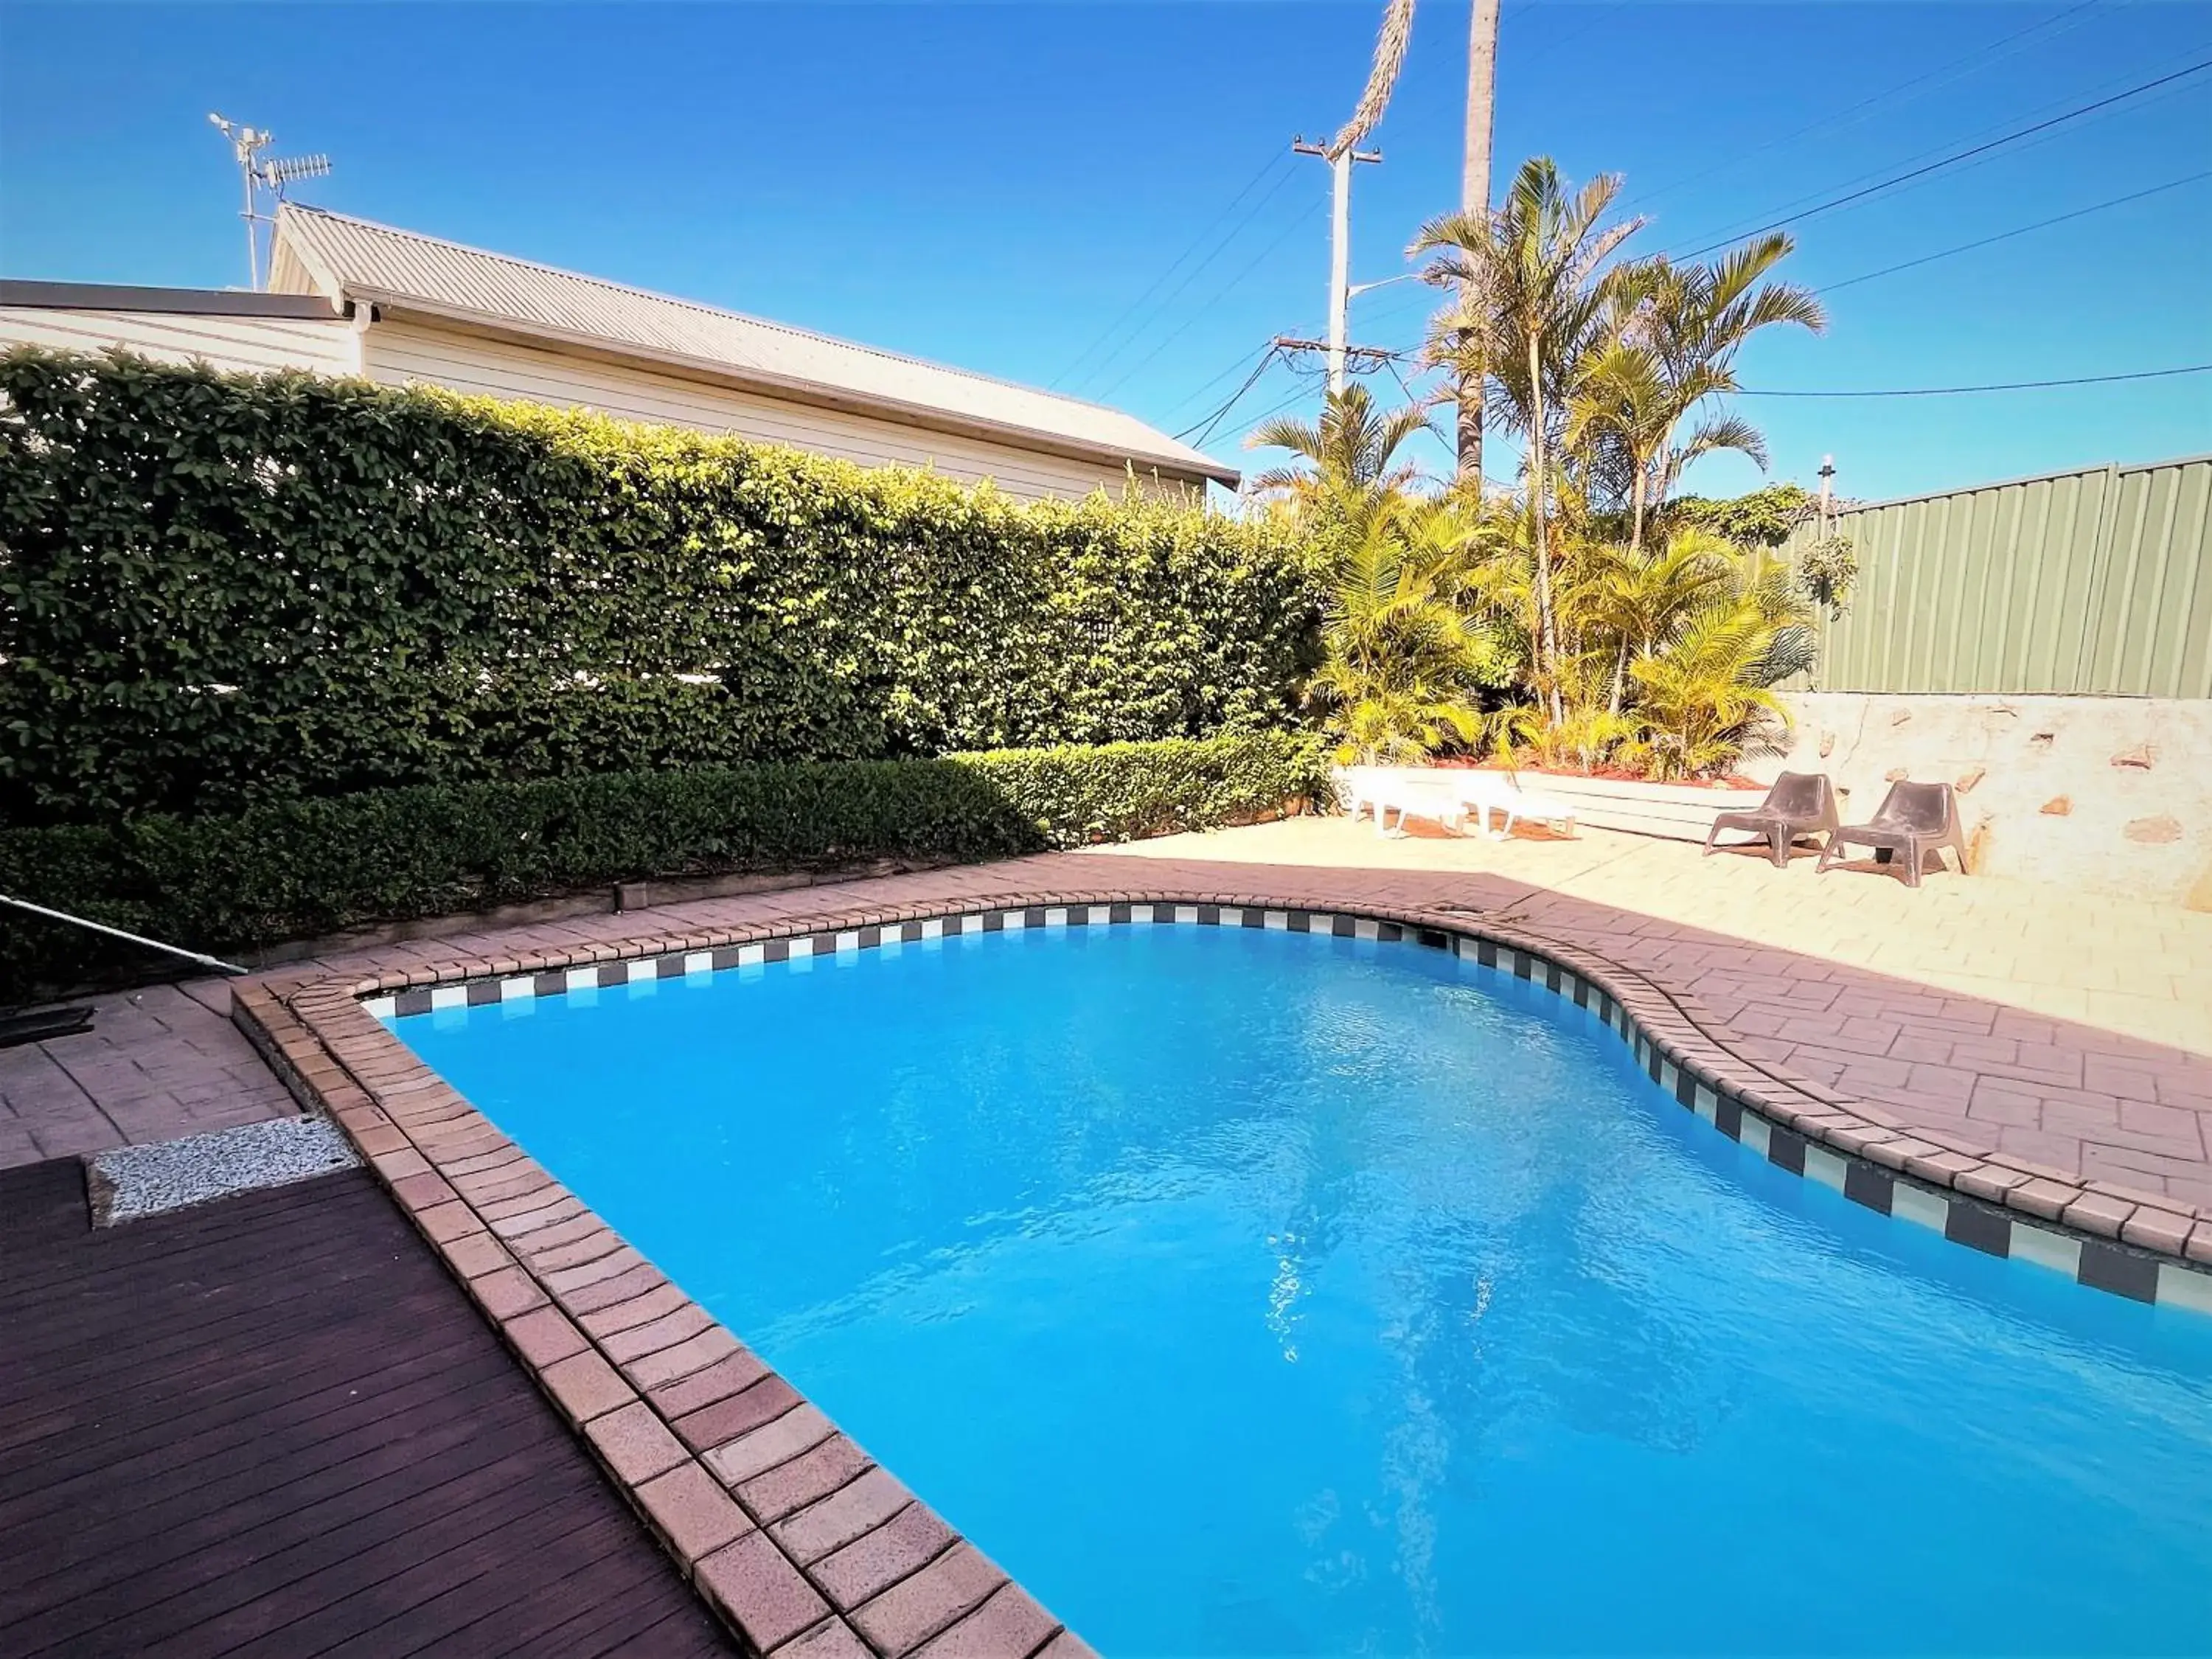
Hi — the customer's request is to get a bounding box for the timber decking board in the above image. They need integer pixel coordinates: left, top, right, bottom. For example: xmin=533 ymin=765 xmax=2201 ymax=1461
xmin=0 ymin=1160 xmax=738 ymax=1658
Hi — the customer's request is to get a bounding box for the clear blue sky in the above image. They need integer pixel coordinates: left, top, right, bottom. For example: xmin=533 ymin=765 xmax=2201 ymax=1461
xmin=2 ymin=1 xmax=2207 ymax=502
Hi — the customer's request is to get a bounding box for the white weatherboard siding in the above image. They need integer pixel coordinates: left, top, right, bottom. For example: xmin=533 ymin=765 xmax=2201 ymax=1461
xmin=360 ymin=317 xmax=1184 ymax=503
xmin=0 ymin=307 xmax=359 ymax=378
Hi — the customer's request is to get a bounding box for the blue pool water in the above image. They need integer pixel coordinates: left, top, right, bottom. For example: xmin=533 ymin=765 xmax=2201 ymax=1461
xmin=394 ymin=924 xmax=2212 ymax=1657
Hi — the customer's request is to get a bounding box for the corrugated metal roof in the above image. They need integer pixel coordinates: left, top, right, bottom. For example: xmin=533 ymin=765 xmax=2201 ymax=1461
xmin=273 ymin=206 xmax=1233 ymax=484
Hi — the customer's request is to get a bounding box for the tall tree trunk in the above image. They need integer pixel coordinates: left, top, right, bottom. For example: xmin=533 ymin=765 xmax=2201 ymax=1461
xmin=1615 ymin=460 xmax=1646 ymax=717
xmin=1526 ymin=330 xmax=1561 ymax=724
xmin=1619 ymin=456 xmax=1655 ymax=721
xmin=1455 ymin=0 xmax=1500 ymax=487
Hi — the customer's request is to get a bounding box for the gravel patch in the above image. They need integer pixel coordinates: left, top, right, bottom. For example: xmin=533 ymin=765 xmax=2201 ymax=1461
xmin=88 ymin=1116 xmax=360 ymax=1225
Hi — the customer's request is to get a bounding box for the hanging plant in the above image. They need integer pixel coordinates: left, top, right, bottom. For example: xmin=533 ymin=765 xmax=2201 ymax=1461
xmin=1797 ymin=535 xmax=1858 ymax=615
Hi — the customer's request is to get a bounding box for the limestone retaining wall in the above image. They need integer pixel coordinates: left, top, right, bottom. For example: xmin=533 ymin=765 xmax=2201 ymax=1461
xmin=1771 ymin=693 xmax=2212 ymax=908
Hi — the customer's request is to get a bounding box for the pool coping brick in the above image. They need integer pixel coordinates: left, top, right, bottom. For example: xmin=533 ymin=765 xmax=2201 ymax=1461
xmin=234 ymin=886 xmax=2212 ymax=1658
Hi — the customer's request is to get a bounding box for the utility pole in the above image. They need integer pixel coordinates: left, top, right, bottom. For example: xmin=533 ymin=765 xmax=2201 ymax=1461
xmin=1293 ymin=138 xmax=1382 ymax=395
xmin=1457 ymin=0 xmax=1501 ymax=484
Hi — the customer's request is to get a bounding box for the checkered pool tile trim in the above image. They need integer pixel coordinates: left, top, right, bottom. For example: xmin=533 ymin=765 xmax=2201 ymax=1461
xmin=356 ymin=897 xmax=2212 ymax=1316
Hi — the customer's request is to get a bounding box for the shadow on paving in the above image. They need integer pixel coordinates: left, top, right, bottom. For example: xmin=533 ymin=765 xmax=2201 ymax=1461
xmin=0 ymin=1161 xmax=737 ymax=1659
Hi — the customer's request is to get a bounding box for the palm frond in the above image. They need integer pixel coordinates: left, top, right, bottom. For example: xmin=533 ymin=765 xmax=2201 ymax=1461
xmin=1245 ymin=416 xmax=1324 ymax=460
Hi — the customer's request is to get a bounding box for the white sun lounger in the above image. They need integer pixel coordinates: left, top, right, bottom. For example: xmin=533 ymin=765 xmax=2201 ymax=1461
xmin=1341 ymin=767 xmax=1466 ymax=836
xmin=1453 ymin=771 xmax=1579 ymax=840
xmin=1341 ymin=767 xmax=1578 ymax=840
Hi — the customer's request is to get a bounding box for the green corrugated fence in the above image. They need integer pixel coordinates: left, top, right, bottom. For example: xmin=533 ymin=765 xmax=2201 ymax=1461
xmin=1785 ymin=453 xmax=2212 ymax=697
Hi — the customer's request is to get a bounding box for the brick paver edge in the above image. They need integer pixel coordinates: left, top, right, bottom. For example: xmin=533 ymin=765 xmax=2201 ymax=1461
xmin=230 ymin=885 xmax=2212 ymax=1653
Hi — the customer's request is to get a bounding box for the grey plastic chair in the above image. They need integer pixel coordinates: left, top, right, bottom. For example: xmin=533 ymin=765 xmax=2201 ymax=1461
xmin=1703 ymin=771 xmax=1841 ymax=869
xmin=1816 ymin=780 xmax=1969 ymax=888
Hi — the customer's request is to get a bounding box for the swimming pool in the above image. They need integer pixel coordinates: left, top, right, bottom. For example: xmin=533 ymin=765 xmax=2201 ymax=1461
xmin=392 ymin=919 xmax=2212 ymax=1657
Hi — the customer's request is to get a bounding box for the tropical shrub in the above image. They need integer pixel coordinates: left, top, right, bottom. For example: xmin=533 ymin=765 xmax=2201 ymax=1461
xmin=1672 ymin=484 xmax=1817 ymax=547
xmin=1245 ymin=382 xmax=1433 ymax=538
xmin=0 ymin=349 xmax=1325 ymax=827
xmin=1615 ymin=605 xmax=1793 ymax=779
xmin=1307 ymin=498 xmax=1511 ymax=763
xmin=0 ymin=731 xmax=1329 ymax=1000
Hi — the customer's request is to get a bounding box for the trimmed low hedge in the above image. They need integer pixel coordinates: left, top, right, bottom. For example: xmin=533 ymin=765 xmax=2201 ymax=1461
xmin=0 ymin=732 xmax=1328 ymax=1002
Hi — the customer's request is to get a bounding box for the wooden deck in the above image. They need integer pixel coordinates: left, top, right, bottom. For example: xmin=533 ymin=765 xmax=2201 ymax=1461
xmin=0 ymin=1161 xmax=738 ymax=1658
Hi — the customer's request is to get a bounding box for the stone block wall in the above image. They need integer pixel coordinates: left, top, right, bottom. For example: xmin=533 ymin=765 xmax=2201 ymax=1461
xmin=1772 ymin=693 xmax=2212 ymax=908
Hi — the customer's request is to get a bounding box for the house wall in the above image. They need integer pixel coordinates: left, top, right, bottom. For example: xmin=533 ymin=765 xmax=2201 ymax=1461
xmin=358 ymin=317 xmax=1196 ymax=504
xmin=1772 ymin=691 xmax=2212 ymax=908
xmin=0 ymin=307 xmax=360 ymax=378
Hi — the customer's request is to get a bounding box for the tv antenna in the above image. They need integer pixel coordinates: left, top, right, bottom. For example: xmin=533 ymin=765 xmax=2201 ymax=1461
xmin=208 ymin=114 xmax=330 ymax=290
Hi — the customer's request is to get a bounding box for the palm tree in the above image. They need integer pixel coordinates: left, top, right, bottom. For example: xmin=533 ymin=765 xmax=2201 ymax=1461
xmin=1565 ymin=235 xmax=1823 ymax=556
xmin=1485 ymin=698 xmax=1638 ymax=774
xmin=1562 ymin=339 xmax=1672 ymax=554
xmin=1618 ymin=234 xmax=1826 ymax=535
xmin=1411 ymin=159 xmax=1644 ymax=721
xmin=1608 ymin=544 xmax=1815 ymax=780
xmin=1457 ymin=0 xmax=1502 ymax=484
xmin=1245 ymin=383 xmax=1433 ymax=532
xmin=1332 ymin=0 xmax=1418 ymax=156
xmin=1638 ymin=235 xmax=1826 ymax=403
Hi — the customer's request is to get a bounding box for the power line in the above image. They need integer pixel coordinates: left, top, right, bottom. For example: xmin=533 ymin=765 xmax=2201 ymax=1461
xmin=1049 ymin=149 xmax=1290 ymax=390
xmin=1359 ymin=279 xmax=1444 ymax=335
xmin=1231 ymin=357 xmax=1441 ymax=479
xmin=1506 ymin=0 xmax=1610 ymax=79
xmin=1236 ymin=380 xmax=1323 ymax=439
xmin=1349 ymin=346 xmax=2212 ymax=400
xmin=1735 ymin=364 xmax=2212 ymax=397
xmin=1185 ymin=340 xmax=1403 ymax=451
xmin=1177 ymin=345 xmax=1281 ymax=445
xmin=1067 ymin=160 xmax=1303 ymax=394
xmin=1660 ymin=55 xmax=2198 ymax=254
xmin=1670 ymin=57 xmax=2212 ymax=260
xmin=1382 ymin=354 xmax=1429 ymax=408
xmin=1349 ymin=123 xmax=2210 ymax=351
xmin=1619 ymin=0 xmax=2107 ymax=213
xmin=1159 ymin=338 xmax=1284 ymax=426
xmin=1815 ymin=170 xmax=2212 ymax=293
xmin=1092 ymin=209 xmax=1313 ymax=400
xmin=1354 ymin=155 xmax=2209 ymax=346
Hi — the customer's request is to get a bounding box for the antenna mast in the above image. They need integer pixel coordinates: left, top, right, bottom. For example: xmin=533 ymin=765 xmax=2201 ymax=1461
xmin=208 ymin=114 xmax=330 ymax=290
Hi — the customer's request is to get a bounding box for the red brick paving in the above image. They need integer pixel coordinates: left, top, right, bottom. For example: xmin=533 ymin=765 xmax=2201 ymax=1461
xmin=10 ymin=839 xmax=2208 ymax=1204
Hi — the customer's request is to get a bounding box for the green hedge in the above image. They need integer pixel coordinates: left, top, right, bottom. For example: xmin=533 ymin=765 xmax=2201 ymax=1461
xmin=0 ymin=732 xmax=1328 ymax=1001
xmin=0 ymin=349 xmax=1322 ymax=827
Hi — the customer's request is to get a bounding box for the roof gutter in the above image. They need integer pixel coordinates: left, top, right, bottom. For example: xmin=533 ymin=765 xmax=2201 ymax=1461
xmin=0 ymin=279 xmax=343 ymax=321
xmin=351 ymin=291 xmax=1239 ymax=488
